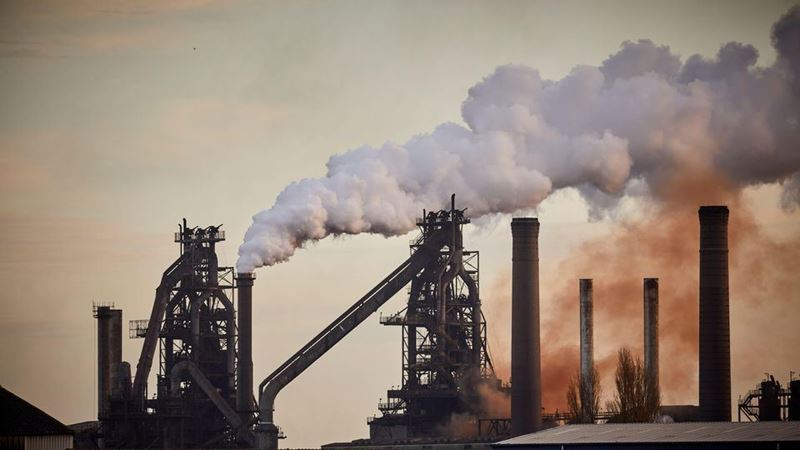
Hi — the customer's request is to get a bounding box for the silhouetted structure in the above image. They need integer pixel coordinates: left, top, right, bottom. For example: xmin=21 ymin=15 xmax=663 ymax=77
xmin=370 ymin=204 xmax=499 ymax=440
xmin=698 ymin=206 xmax=731 ymax=422
xmin=643 ymin=278 xmax=659 ymax=390
xmin=0 ymin=385 xmax=74 ymax=450
xmin=254 ymin=197 xmax=503 ymax=449
xmin=738 ymin=374 xmax=798 ymax=422
xmin=511 ymin=218 xmax=542 ymax=435
xmin=96 ymin=221 xmax=255 ymax=448
xmin=579 ymin=279 xmax=594 ymax=406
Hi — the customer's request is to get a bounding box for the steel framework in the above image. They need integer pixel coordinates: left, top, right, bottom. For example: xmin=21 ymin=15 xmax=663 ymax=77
xmin=98 ymin=221 xmax=254 ymax=448
xmin=156 ymin=223 xmax=237 ymax=447
xmin=738 ymin=375 xmax=796 ymax=422
xmin=253 ymin=196 xmax=502 ymax=449
xmin=369 ymin=206 xmax=499 ymax=440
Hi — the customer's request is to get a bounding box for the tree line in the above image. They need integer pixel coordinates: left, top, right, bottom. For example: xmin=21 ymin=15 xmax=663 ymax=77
xmin=566 ymin=346 xmax=660 ymax=423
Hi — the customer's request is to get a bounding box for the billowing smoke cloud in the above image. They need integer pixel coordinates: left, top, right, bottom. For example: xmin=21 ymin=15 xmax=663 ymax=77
xmin=238 ymin=7 xmax=800 ymax=272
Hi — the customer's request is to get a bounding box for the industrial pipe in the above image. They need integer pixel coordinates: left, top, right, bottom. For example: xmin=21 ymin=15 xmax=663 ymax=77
xmin=95 ymin=306 xmax=122 ymax=419
xmin=511 ymin=217 xmax=541 ymax=435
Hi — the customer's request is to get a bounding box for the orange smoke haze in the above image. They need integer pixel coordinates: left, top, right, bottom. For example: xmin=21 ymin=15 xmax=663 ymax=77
xmin=483 ymin=170 xmax=800 ymax=413
xmin=439 ymin=382 xmax=512 ymax=439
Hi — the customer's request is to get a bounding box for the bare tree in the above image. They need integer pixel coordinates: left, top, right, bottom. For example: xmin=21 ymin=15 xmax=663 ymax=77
xmin=607 ymin=346 xmax=660 ymax=422
xmin=566 ymin=365 xmax=601 ymax=423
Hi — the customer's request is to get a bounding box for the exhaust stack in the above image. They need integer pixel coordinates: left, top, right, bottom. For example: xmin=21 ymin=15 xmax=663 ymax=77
xmin=579 ymin=279 xmax=593 ymax=393
xmin=94 ymin=305 xmax=122 ymax=419
xmin=643 ymin=278 xmax=659 ymax=389
xmin=236 ymin=272 xmax=256 ymax=420
xmin=698 ymin=205 xmax=731 ymax=421
xmin=511 ymin=218 xmax=541 ymax=435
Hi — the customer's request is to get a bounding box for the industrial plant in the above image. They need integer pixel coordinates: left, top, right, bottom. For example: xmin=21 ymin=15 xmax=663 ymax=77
xmin=75 ymin=199 xmax=800 ymax=450
xmin=4 ymin=3 xmax=800 ymax=449
xmin=93 ymin=222 xmax=254 ymax=448
xmin=90 ymin=198 xmax=507 ymax=449
xmin=368 ymin=206 xmax=500 ymax=440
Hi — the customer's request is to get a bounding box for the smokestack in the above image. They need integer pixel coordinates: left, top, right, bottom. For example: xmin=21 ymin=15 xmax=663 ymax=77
xmin=95 ymin=305 xmax=122 ymax=419
xmin=511 ymin=217 xmax=541 ymax=435
xmin=579 ymin=279 xmax=593 ymax=393
xmin=236 ymin=272 xmax=255 ymax=419
xmin=698 ymin=205 xmax=731 ymax=421
xmin=643 ymin=278 xmax=659 ymax=389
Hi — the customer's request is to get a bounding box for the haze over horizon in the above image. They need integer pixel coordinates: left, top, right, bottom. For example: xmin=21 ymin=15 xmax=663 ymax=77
xmin=1 ymin=1 xmax=798 ymax=448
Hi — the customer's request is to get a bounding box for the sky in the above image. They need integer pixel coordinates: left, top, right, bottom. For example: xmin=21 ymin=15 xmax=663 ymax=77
xmin=0 ymin=1 xmax=798 ymax=448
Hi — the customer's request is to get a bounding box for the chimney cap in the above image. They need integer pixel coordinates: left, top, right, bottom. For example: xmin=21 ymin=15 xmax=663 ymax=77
xmin=511 ymin=217 xmax=540 ymax=236
xmin=511 ymin=217 xmax=539 ymax=223
xmin=698 ymin=205 xmax=729 ymax=215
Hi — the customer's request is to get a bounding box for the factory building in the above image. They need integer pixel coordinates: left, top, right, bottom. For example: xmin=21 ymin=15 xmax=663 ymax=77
xmin=492 ymin=422 xmax=800 ymax=449
xmin=0 ymin=386 xmax=74 ymax=450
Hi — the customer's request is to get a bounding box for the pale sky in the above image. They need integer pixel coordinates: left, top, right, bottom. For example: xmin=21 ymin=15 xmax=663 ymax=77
xmin=0 ymin=1 xmax=798 ymax=448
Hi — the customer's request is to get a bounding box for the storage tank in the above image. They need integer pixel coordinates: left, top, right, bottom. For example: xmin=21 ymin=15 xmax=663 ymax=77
xmin=759 ymin=379 xmax=781 ymax=421
xmin=789 ymin=379 xmax=800 ymax=421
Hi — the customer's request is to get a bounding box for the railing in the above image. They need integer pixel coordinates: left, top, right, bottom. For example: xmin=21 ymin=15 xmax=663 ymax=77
xmin=129 ymin=319 xmax=148 ymax=339
xmin=174 ymin=230 xmax=225 ymax=243
xmin=478 ymin=418 xmax=511 ymax=438
xmin=379 ymin=312 xmax=406 ymax=325
xmin=378 ymin=399 xmax=404 ymax=411
xmin=92 ymin=301 xmax=115 ymax=317
xmin=380 ymin=312 xmax=431 ymax=326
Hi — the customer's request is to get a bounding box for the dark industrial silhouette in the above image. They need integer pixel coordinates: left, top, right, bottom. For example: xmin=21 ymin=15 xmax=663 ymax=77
xmin=698 ymin=206 xmax=731 ymax=422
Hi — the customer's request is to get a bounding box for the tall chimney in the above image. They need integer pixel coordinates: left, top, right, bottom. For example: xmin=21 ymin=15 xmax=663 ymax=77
xmin=579 ymin=279 xmax=593 ymax=393
xmin=643 ymin=278 xmax=659 ymax=389
xmin=698 ymin=205 xmax=731 ymax=421
xmin=95 ymin=305 xmax=122 ymax=419
xmin=236 ymin=272 xmax=256 ymax=419
xmin=511 ymin=218 xmax=541 ymax=435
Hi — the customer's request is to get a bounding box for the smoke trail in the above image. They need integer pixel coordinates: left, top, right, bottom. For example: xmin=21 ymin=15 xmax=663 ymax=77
xmin=238 ymin=7 xmax=800 ymax=272
xmin=477 ymin=7 xmax=800 ymax=408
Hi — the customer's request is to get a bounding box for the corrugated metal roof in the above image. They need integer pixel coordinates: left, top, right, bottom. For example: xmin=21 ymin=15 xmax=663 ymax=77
xmin=494 ymin=422 xmax=800 ymax=446
xmin=0 ymin=385 xmax=74 ymax=436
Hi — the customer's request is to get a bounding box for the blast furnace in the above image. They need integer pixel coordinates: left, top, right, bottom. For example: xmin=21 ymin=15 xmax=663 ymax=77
xmin=94 ymin=221 xmax=256 ymax=448
xmin=369 ymin=206 xmax=501 ymax=440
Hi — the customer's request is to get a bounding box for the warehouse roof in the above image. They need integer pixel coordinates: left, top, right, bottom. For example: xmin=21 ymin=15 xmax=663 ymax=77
xmin=494 ymin=422 xmax=800 ymax=446
xmin=0 ymin=385 xmax=74 ymax=436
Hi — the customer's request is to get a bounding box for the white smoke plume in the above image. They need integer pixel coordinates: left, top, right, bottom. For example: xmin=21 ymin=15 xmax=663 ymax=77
xmin=237 ymin=7 xmax=800 ymax=273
